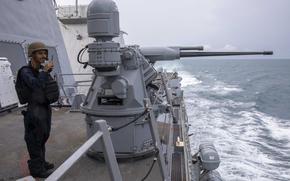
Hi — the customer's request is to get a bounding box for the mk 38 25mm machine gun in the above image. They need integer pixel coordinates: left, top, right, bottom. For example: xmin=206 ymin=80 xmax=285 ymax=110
xmin=79 ymin=0 xmax=272 ymax=158
xmin=76 ymin=0 xmax=273 ymax=180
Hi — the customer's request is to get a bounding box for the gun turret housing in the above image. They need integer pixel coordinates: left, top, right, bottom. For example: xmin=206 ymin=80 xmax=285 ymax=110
xmin=86 ymin=0 xmax=121 ymax=76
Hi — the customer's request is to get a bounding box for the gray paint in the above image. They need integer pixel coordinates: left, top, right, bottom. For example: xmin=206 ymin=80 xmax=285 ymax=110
xmin=0 ymin=42 xmax=27 ymax=75
xmin=81 ymin=0 xmax=155 ymax=158
xmin=87 ymin=0 xmax=120 ymax=39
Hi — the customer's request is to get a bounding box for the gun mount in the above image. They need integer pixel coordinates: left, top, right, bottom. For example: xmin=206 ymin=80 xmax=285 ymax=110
xmin=79 ymin=0 xmax=273 ymax=160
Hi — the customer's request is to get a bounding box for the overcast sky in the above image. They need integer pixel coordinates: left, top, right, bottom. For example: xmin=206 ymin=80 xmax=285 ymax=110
xmin=57 ymin=0 xmax=290 ymax=58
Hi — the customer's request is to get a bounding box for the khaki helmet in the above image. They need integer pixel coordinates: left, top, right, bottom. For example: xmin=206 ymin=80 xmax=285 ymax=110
xmin=28 ymin=42 xmax=48 ymax=57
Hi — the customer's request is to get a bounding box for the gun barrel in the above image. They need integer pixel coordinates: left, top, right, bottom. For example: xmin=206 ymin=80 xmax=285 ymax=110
xmin=180 ymin=51 xmax=273 ymax=57
xmin=140 ymin=46 xmax=273 ymax=62
xmin=177 ymin=46 xmax=204 ymax=51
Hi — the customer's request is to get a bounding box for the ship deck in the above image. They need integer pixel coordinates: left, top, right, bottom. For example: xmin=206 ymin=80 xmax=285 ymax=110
xmin=0 ymin=107 xmax=165 ymax=181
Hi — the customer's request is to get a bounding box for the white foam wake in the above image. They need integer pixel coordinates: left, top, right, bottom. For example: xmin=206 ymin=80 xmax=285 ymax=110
xmin=211 ymin=81 xmax=243 ymax=95
xmin=179 ymin=71 xmax=202 ymax=87
xmin=155 ymin=61 xmax=202 ymax=87
xmin=184 ymin=75 xmax=290 ymax=181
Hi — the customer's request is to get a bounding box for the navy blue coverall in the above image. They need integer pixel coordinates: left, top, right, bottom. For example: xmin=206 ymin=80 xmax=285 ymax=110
xmin=19 ymin=63 xmax=52 ymax=174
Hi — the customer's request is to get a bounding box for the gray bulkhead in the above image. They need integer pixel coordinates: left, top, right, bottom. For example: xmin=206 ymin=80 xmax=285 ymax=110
xmin=0 ymin=0 xmax=75 ymax=97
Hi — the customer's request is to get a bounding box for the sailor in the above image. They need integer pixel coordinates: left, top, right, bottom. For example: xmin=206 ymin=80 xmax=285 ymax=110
xmin=16 ymin=42 xmax=57 ymax=178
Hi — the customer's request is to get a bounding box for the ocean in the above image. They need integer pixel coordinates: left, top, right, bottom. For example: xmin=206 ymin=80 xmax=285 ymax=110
xmin=158 ymin=58 xmax=290 ymax=181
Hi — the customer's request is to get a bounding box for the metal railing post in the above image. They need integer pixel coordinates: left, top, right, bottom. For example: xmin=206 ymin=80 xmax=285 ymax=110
xmin=160 ymin=73 xmax=174 ymax=178
xmin=144 ymin=98 xmax=170 ymax=181
xmin=96 ymin=120 xmax=123 ymax=181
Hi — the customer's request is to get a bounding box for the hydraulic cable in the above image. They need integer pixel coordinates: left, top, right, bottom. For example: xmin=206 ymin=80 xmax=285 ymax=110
xmin=140 ymin=150 xmax=159 ymax=181
xmin=111 ymin=111 xmax=148 ymax=132
xmin=77 ymin=45 xmax=89 ymax=68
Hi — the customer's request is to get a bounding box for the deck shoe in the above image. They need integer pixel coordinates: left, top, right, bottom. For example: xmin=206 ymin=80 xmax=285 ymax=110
xmin=45 ymin=161 xmax=55 ymax=170
xmin=31 ymin=169 xmax=53 ymax=178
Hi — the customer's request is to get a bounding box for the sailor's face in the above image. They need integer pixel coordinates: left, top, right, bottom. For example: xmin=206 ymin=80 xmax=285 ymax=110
xmin=33 ymin=50 xmax=48 ymax=64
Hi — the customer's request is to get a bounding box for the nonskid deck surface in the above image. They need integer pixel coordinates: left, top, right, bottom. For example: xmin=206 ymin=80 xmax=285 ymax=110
xmin=0 ymin=108 xmax=165 ymax=181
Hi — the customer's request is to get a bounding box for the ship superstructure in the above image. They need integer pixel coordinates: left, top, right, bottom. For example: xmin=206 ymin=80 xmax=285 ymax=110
xmin=0 ymin=0 xmax=76 ymax=105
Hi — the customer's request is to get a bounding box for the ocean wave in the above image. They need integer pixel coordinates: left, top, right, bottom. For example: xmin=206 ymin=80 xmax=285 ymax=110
xmin=212 ymin=84 xmax=243 ymax=95
xmin=179 ymin=71 xmax=202 ymax=87
xmin=187 ymin=101 xmax=290 ymax=180
xmin=183 ymin=78 xmax=244 ymax=96
xmin=185 ymin=78 xmax=290 ymax=181
xmin=155 ymin=61 xmax=203 ymax=87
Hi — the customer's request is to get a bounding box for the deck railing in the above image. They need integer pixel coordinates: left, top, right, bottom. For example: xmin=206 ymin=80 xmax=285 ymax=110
xmin=45 ymin=120 xmax=122 ymax=181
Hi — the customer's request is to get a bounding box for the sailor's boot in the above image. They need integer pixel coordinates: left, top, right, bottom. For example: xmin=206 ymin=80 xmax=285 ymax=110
xmin=44 ymin=161 xmax=54 ymax=170
xmin=28 ymin=159 xmax=53 ymax=178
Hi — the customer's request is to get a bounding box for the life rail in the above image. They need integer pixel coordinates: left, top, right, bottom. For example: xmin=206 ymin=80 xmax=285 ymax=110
xmin=45 ymin=120 xmax=122 ymax=181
